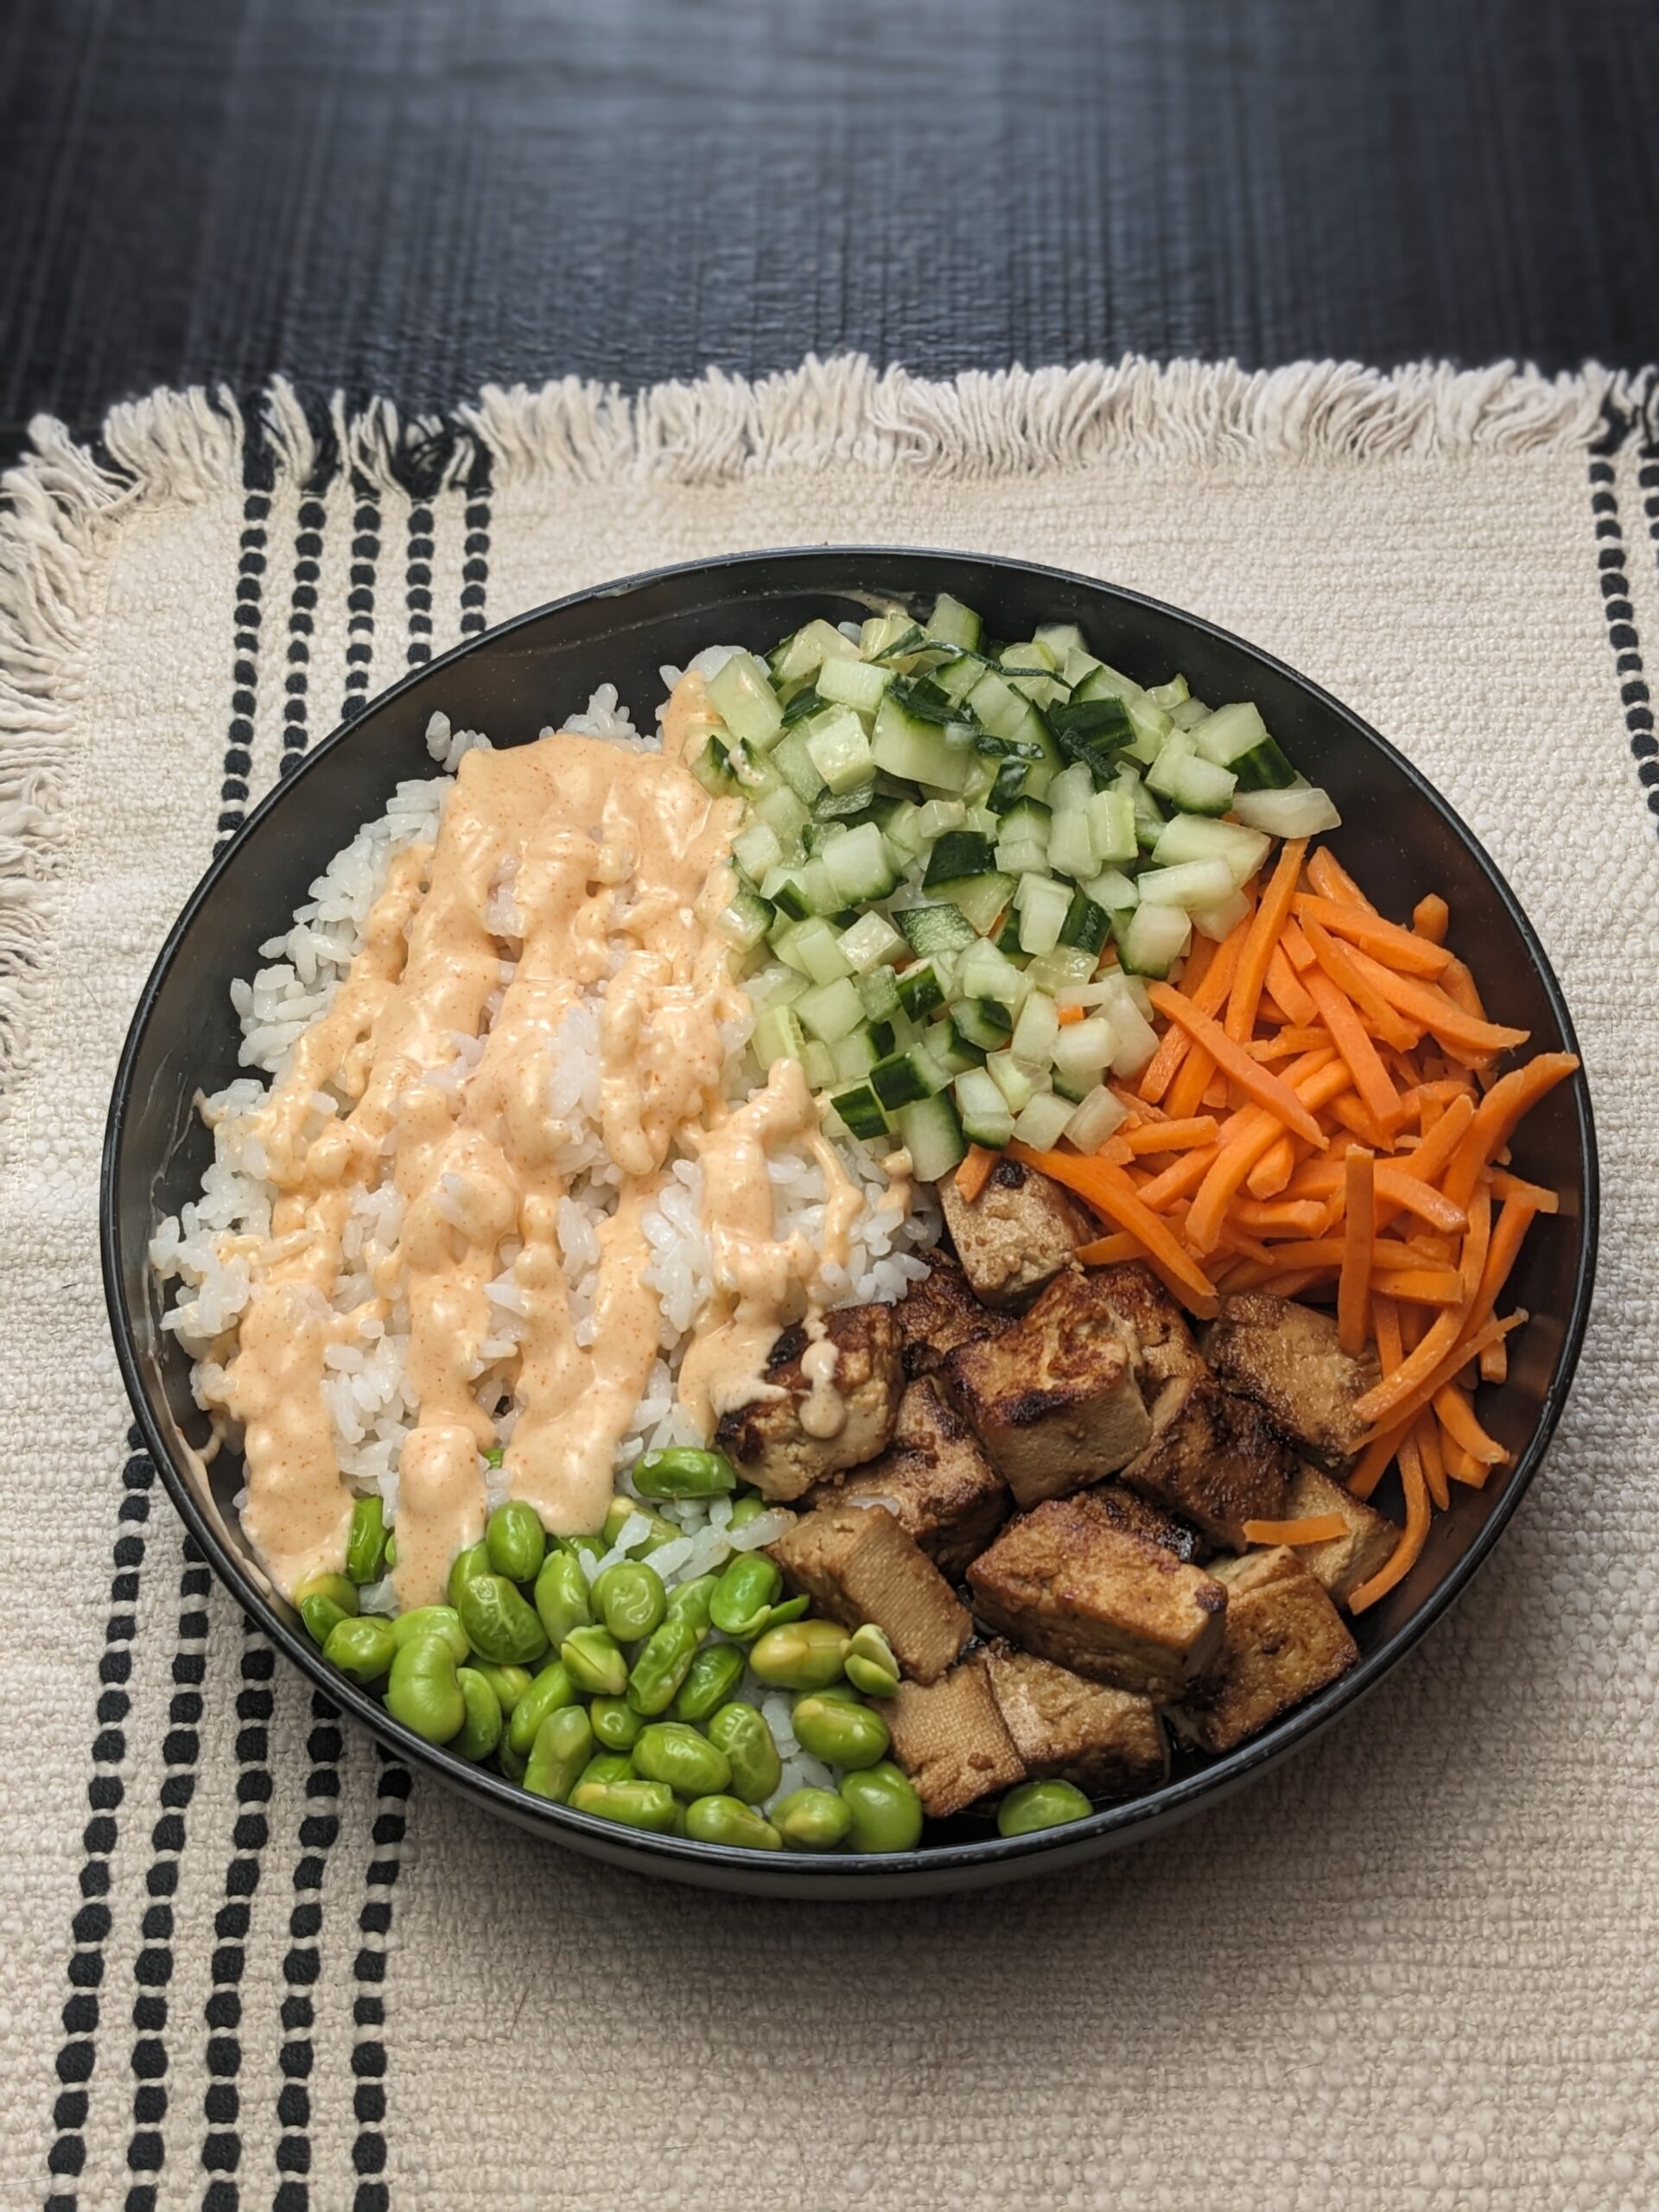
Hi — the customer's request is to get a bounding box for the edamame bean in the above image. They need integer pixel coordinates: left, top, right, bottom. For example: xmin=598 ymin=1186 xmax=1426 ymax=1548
xmin=683 ymin=1796 xmax=782 ymax=1850
xmin=748 ymin=1618 xmax=850 ymax=1691
xmin=469 ymin=1662 xmax=531 ymax=1714
xmin=296 ymin=1572 xmax=357 ymax=1649
xmin=524 ymin=1703 xmax=594 ymax=1802
xmin=322 ymin=1615 xmax=397 ymax=1686
xmin=456 ymin=1571 xmax=550 ymax=1666
xmin=709 ymin=1554 xmax=782 ymax=1641
xmin=727 ymin=1491 xmax=768 ymax=1532
xmin=791 ymin=1690 xmax=891 ymax=1770
xmin=533 ymin=1549 xmax=593 ymax=1649
xmin=671 ymin=1641 xmax=746 ymax=1724
xmin=498 ymin=1734 xmax=527 ymax=1783
xmin=632 ymin=1721 xmax=732 ymax=1799
xmin=844 ymin=1623 xmax=901 ymax=1698
xmin=566 ymin=1532 xmax=606 ymax=1568
xmin=632 ymin=1446 xmax=738 ymax=1499
xmin=345 ymin=1495 xmax=388 ymax=1585
xmin=569 ymin=1778 xmax=678 ymax=1832
xmin=772 ymin=1787 xmax=855 ymax=1852
xmin=385 ymin=1634 xmax=465 ymax=1745
xmin=705 ymin=1700 xmax=782 ymax=1805
xmin=507 ymin=1660 xmax=578 ymax=1759
xmin=384 ymin=1533 xmax=397 ymax=1569
xmin=452 ymin=1668 xmax=504 ymax=1761
xmin=593 ymin=1560 xmax=667 ymax=1643
xmin=625 ymin=1615 xmax=701 ymax=1716
xmin=391 ymin=1605 xmax=469 ymax=1662
xmin=601 ymin=1496 xmax=681 ymax=1556
xmin=839 ymin=1761 xmax=924 ymax=1853
xmin=561 ymin=1626 xmax=628 ymax=1698
xmin=486 ymin=1500 xmax=546 ymax=1585
xmin=448 ymin=1541 xmax=492 ymax=1606
xmin=664 ymin=1573 xmax=720 ymax=1634
xmin=579 ymin=1752 xmax=637 ymax=1788
xmin=589 ymin=1696 xmax=643 ymax=1751
xmin=762 ymin=1594 xmax=810 ymax=1631
xmin=995 ymin=1779 xmax=1091 ymax=1838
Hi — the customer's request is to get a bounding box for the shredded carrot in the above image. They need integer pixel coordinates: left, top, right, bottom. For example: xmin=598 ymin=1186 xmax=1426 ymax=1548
xmin=1440 ymin=1054 xmax=1580 ymax=1210
xmin=1414 ymin=1407 xmax=1450 ymax=1511
xmin=1348 ymin=1455 xmax=1431 ymax=1611
xmin=1306 ymin=848 xmax=1377 ymax=912
xmin=954 ymin=1143 xmax=995 ymax=1205
xmin=1438 ymin=954 xmax=1489 ymax=1023
xmin=1442 ymin=1438 xmax=1490 ymax=1487
xmin=1293 ymin=893 xmax=1452 ymax=977
xmin=1007 ymin=1142 xmax=1218 ymax=1313
xmin=1339 ymin=945 xmax=1532 ymax=1061
xmin=1136 ymin=922 xmax=1246 ymax=1103
xmin=1479 ymin=1337 xmax=1509 ymax=1384
xmin=1328 ymin=1090 xmax=1397 ymax=1151
xmin=1073 ymin=1230 xmax=1143 ymax=1266
xmin=1122 ymin=1115 xmax=1219 ymax=1155
xmin=1489 ymin=1168 xmax=1560 ymax=1213
xmin=1225 ymin=837 xmax=1306 ymax=1043
xmin=1265 ymin=941 xmax=1317 ymax=1024
xmin=1281 ymin=918 xmax=1317 ymax=971
xmin=1337 ymin=1147 xmax=1374 ymax=1354
xmin=1301 ymin=965 xmax=1407 ymax=1132
xmin=1299 ymin=912 xmax=1423 ymax=1051
xmin=1146 ymin=983 xmax=1329 ymax=1144
xmin=1412 ymin=893 xmax=1450 ymax=944
xmin=1356 ymin=1309 xmax=1526 ymax=1450
xmin=1432 ymin=1383 xmax=1508 ymax=1466
xmin=1230 ymin=1197 xmax=1329 ymax=1236
xmin=1136 ymin=1146 xmax=1222 ymax=1211
xmin=1241 ymin=1514 xmax=1350 ymax=1546
xmin=1376 ymin=1268 xmax=1466 ymax=1306
xmin=1056 ymin=1004 xmax=1088 ymax=1027
xmin=1246 ymin=1132 xmax=1297 ymax=1198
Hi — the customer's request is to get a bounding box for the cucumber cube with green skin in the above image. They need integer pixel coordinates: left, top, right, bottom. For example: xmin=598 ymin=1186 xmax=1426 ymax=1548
xmin=771 ymin=726 xmax=828 ymax=802
xmin=1191 ymin=701 xmax=1298 ymax=790
xmin=927 ymin=594 xmax=984 ymax=652
xmin=837 ymin=910 xmax=906 ymax=973
xmin=690 ymin=734 xmax=735 ymax=796
xmin=953 ymin=998 xmax=1016 ymax=1052
xmin=707 ymin=652 xmax=785 ymax=747
xmin=1087 ymin=789 xmax=1138 ymax=864
xmin=752 ymin=1004 xmax=807 ymax=1068
xmin=772 ymin=618 xmax=861 ymax=687
xmin=1116 ymin=901 xmax=1192 ymax=978
xmin=870 ymin=1045 xmax=951 ymax=1110
xmin=804 ymin=707 xmax=876 ymax=795
xmin=896 ymin=959 xmax=948 ymax=1021
xmin=815 ymin=656 xmax=893 ymax=716
xmin=856 ymin=966 xmax=902 ymax=1023
xmin=894 ymin=1090 xmax=969 ymax=1181
xmin=830 ymin=1082 xmax=890 ymax=1140
xmin=796 ymin=977 xmax=866 ymax=1044
xmin=871 ymin=696 xmax=977 ymax=791
xmin=893 ymin=904 xmax=977 ymax=957
xmin=1058 ymin=888 xmax=1111 ymax=955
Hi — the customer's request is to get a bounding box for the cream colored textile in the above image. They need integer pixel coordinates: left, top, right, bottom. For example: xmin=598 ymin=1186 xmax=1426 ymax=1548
xmin=2 ymin=358 xmax=1656 ymax=2212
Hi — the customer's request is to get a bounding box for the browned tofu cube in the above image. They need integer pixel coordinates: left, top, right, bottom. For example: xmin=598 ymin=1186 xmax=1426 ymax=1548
xmin=1204 ymin=1293 xmax=1379 ymax=1468
xmin=1081 ymin=1262 xmax=1205 ymax=1389
xmin=1283 ymin=1461 xmax=1399 ymax=1609
xmin=1168 ymin=1546 xmax=1357 ymax=1754
xmin=943 ymin=1268 xmax=1153 ymax=1507
xmin=1088 ymin=1481 xmax=1209 ymax=1564
xmin=814 ymin=1376 xmax=1012 ymax=1580
xmin=966 ymin=1491 xmax=1228 ymax=1700
xmin=768 ymin=1502 xmax=970 ymax=1683
xmin=1121 ymin=1375 xmax=1294 ymax=1550
xmin=716 ymin=1303 xmax=903 ymax=1502
xmin=979 ymin=1640 xmax=1168 ymax=1797
xmin=938 ymin=1157 xmax=1094 ymax=1311
xmin=887 ymin=1662 xmax=1027 ymax=1818
xmin=893 ymin=1251 xmax=1009 ymax=1377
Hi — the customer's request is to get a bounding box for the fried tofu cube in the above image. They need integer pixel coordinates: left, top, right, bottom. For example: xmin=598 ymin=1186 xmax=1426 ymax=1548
xmin=938 ymin=1156 xmax=1095 ymax=1311
xmin=716 ymin=1303 xmax=904 ymax=1502
xmin=887 ymin=1662 xmax=1027 ymax=1818
xmin=979 ymin=1640 xmax=1168 ymax=1796
xmin=1121 ymin=1375 xmax=1294 ymax=1550
xmin=1204 ymin=1293 xmax=1379 ymax=1468
xmin=1283 ymin=1462 xmax=1399 ymax=1609
xmin=893 ymin=1251 xmax=1009 ymax=1377
xmin=1088 ymin=1481 xmax=1209 ymax=1564
xmin=943 ymin=1268 xmax=1153 ymax=1507
xmin=966 ymin=1491 xmax=1228 ymax=1700
xmin=815 ymin=1376 xmax=1012 ymax=1580
xmin=1081 ymin=1262 xmax=1205 ymax=1389
xmin=1168 ymin=1545 xmax=1357 ymax=1754
xmin=768 ymin=1502 xmax=970 ymax=1684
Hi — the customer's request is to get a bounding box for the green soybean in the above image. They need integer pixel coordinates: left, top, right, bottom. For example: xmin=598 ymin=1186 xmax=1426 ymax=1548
xmin=792 ymin=1691 xmax=891 ymax=1770
xmin=727 ymin=1491 xmax=768 ymax=1532
xmin=601 ymin=1496 xmax=681 ymax=1556
xmin=683 ymin=1796 xmax=782 ymax=1850
xmin=664 ymin=1573 xmax=720 ymax=1634
xmin=772 ymin=1787 xmax=855 ymax=1852
xmin=384 ymin=1534 xmax=397 ymax=1569
xmin=533 ymin=1549 xmax=593 ymax=1648
xmin=632 ymin=1446 xmax=738 ymax=1499
xmin=670 ymin=1641 xmax=747 ymax=1724
xmin=507 ymin=1660 xmax=579 ymax=1759
xmin=844 ymin=1623 xmax=901 ymax=1699
xmin=709 ymin=1553 xmax=782 ymax=1640
xmin=456 ymin=1572 xmax=550 ymax=1667
xmin=391 ymin=1605 xmax=469 ymax=1662
xmin=486 ymin=1500 xmax=546 ymax=1585
xmin=565 ymin=1532 xmax=607 ymax=1568
xmin=569 ymin=1778 xmax=679 ymax=1832
xmin=296 ymin=1572 xmax=358 ymax=1649
xmin=452 ymin=1668 xmax=504 ymax=1761
xmin=996 ymin=1780 xmax=1092 ymax=1838
xmin=345 ymin=1496 xmax=388 ymax=1585
xmin=626 ymin=1615 xmax=702 ymax=1716
xmin=589 ymin=1696 xmax=644 ymax=1751
xmin=706 ymin=1701 xmax=782 ymax=1806
xmin=748 ymin=1618 xmax=850 ymax=1691
xmin=593 ymin=1560 xmax=667 ymax=1643
xmin=632 ymin=1721 xmax=732 ymax=1799
xmin=469 ymin=1661 xmax=532 ymax=1714
xmin=561 ymin=1625 xmax=628 ymax=1698
xmin=322 ymin=1613 xmax=397 ymax=1686
xmin=762 ymin=1593 xmax=810 ymax=1631
xmin=385 ymin=1634 xmax=465 ymax=1745
xmin=524 ymin=1704 xmax=594 ymax=1802
xmin=448 ymin=1541 xmax=492 ymax=1606
xmin=579 ymin=1752 xmax=637 ymax=1789
xmin=839 ymin=1762 xmax=924 ymax=1853
xmin=498 ymin=1734 xmax=528 ymax=1783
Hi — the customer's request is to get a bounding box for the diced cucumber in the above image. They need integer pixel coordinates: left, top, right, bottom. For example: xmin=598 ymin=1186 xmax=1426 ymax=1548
xmin=995 ymin=837 xmax=1050 ymax=878
xmin=896 ymin=957 xmax=950 ymax=1020
xmin=796 ymin=976 xmax=865 ymax=1045
xmin=1083 ymin=865 xmax=1140 ymax=913
xmin=872 ymin=696 xmax=976 ymax=792
xmin=707 ymin=652 xmax=785 ymax=747
xmin=1015 ymin=875 xmax=1072 ymax=956
xmin=1191 ymin=701 xmax=1297 ymax=791
xmin=1034 ymin=622 xmax=1089 ymax=663
xmin=1086 ymin=788 xmax=1138 ymax=864
xmin=1116 ymin=901 xmax=1193 ymax=978
xmin=1160 ymin=752 xmax=1237 ymax=817
xmin=932 ymin=868 xmax=1016 ymax=936
xmin=690 ymin=734 xmax=736 ymax=796
xmin=954 ymin=1067 xmax=1014 ymax=1149
xmin=894 ymin=903 xmax=979 ymax=957
xmin=871 ymin=1044 xmax=951 ymax=1110
xmin=772 ymin=619 xmax=860 ymax=687
xmin=1168 ymin=697 xmax=1212 ymax=730
xmin=856 ymin=965 xmax=902 ymax=1024
xmin=1071 ymin=661 xmax=1142 ymax=707
xmin=1051 ymin=1070 xmax=1091 ymax=1105
xmin=927 ymin=594 xmax=983 ymax=652
xmin=995 ymin=905 xmax=1027 ymax=954
xmin=752 ymin=783 xmax=810 ymax=849
xmin=838 ymin=910 xmax=906 ymax=973
xmin=771 ymin=725 xmax=827 ymax=802
xmin=1012 ymin=1091 xmax=1074 ymax=1149
xmin=752 ymin=1003 xmax=807 ymax=1069
xmin=1145 ymin=732 xmax=1196 ymax=801
xmin=895 ymin=1091 xmax=968 ymax=1182
xmin=791 ymin=916 xmax=854 ymax=985
xmin=882 ymin=800 xmax=928 ymax=859
xmin=1058 ymin=887 xmax=1111 ymax=955
xmin=1023 ymin=944 xmax=1097 ymax=994
xmin=830 ymin=1081 xmax=890 ymax=1140
xmin=1192 ymin=888 xmax=1252 ymax=941
xmin=1048 ymin=694 xmax=1135 ymax=780
xmin=816 ymin=655 xmax=893 ymax=715
xmin=781 ymin=685 xmax=826 ymax=726
xmin=1114 ymin=763 xmax=1166 ymax=850
xmin=913 ymin=797 xmax=968 ymax=845
xmin=1046 ymin=806 xmax=1096 ymax=881
xmin=733 ymin=819 xmax=783 ymax=880
xmin=1147 ymin=675 xmax=1190 ymax=709
xmin=928 ymin=1020 xmax=985 ymax=1077
xmin=718 ymin=888 xmax=774 ymax=951
xmin=1011 ymin=990 xmax=1060 ymax=1064
xmin=958 ymin=938 xmax=1030 ymax=1009
xmin=832 ymin=1027 xmax=884 ymax=1082
xmin=921 ymin=829 xmax=996 ymax=886
xmin=1147 ymin=813 xmax=1271 ymax=889
xmin=1052 ymin=1015 xmax=1117 ymax=1083
xmin=1103 ymin=988 xmax=1160 ymax=1075
xmin=801 ymin=1039 xmax=836 ymax=1091
xmin=987 ymin=753 xmax=1034 ymax=810
xmin=1135 ymin=857 xmax=1237 ymax=910
xmin=986 ymin=1051 xmax=1042 ymax=1114
xmin=860 ymin=612 xmax=918 ymax=661
xmin=821 ymin=820 xmax=900 ymax=904
xmin=1122 ymin=694 xmax=1174 ymax=764
xmin=1065 ymin=1083 xmax=1131 ymax=1153
xmin=1230 ymin=784 xmax=1343 ymax=836
xmin=804 ymin=707 xmax=875 ymax=796
xmin=953 ymin=997 xmax=1016 ymax=1052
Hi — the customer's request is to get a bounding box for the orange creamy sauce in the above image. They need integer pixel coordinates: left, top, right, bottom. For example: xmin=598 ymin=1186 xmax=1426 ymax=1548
xmin=203 ymin=675 xmax=873 ymax=1605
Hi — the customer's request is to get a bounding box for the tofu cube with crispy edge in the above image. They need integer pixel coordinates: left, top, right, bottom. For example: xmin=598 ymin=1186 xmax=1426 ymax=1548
xmin=893 ymin=1251 xmax=1010 ymax=1377
xmin=768 ymin=1502 xmax=971 ymax=1684
xmin=716 ymin=1303 xmax=904 ymax=1502
xmin=1283 ymin=1461 xmax=1399 ymax=1609
xmin=1203 ymin=1293 xmax=1379 ymax=1469
xmin=979 ymin=1640 xmax=1168 ymax=1797
xmin=966 ymin=1491 xmax=1228 ymax=1700
xmin=1088 ymin=1481 xmax=1209 ymax=1564
xmin=1168 ymin=1545 xmax=1358 ymax=1754
xmin=812 ymin=1376 xmax=1012 ymax=1580
xmin=938 ymin=1157 xmax=1095 ymax=1311
xmin=943 ymin=1268 xmax=1153 ymax=1507
xmin=1080 ymin=1262 xmax=1206 ymax=1389
xmin=887 ymin=1662 xmax=1027 ymax=1819
xmin=1121 ymin=1375 xmax=1294 ymax=1551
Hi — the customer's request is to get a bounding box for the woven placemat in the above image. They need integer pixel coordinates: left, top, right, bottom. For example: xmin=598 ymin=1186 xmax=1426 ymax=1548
xmin=3 ymin=357 xmax=1656 ymax=2212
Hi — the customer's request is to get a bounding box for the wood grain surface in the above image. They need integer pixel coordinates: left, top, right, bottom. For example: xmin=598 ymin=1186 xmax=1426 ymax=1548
xmin=2 ymin=0 xmax=1657 ymax=449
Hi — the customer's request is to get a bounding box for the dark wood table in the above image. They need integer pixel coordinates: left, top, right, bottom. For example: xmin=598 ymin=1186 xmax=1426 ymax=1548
xmin=3 ymin=0 xmax=1657 ymax=458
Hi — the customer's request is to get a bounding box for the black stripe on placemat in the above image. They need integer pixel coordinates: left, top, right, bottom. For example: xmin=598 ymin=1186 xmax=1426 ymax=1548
xmin=280 ymin=495 xmax=327 ymax=780
xmin=341 ymin=482 xmax=379 ymax=724
xmin=216 ymin=486 xmax=269 ymax=855
xmin=460 ymin=458 xmax=490 ymax=639
xmin=199 ymin=1623 xmax=277 ymax=2212
xmin=270 ymin=1692 xmax=346 ymax=2212
xmin=1622 ymin=446 xmax=1659 ymax=826
xmin=44 ymin=1432 xmax=156 ymax=2212
xmin=346 ymin=1751 xmax=411 ymax=2212
xmin=1587 ymin=438 xmax=1659 ymax=841
xmin=404 ymin=501 xmax=434 ymax=670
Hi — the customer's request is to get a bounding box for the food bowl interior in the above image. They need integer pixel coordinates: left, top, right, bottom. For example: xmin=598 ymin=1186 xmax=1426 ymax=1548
xmin=105 ymin=550 xmax=1594 ymax=1895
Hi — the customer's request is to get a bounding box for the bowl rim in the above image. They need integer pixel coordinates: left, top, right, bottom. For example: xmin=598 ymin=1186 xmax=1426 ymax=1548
xmin=101 ymin=543 xmax=1599 ymax=1891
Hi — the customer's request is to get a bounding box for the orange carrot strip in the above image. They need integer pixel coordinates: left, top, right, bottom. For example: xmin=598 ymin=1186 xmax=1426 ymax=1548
xmin=1340 ymin=946 xmax=1532 ymax=1060
xmin=1182 ymin=1059 xmax=1348 ymax=1253
xmin=1348 ymin=1454 xmax=1432 ymax=1612
xmin=1414 ymin=1408 xmax=1450 ymax=1511
xmin=1357 ymin=1309 xmax=1525 ymax=1446
xmin=1351 ymin=1306 xmax=1465 ymax=1427
xmin=1328 ymin=1091 xmax=1397 ymax=1151
xmin=1338 ymin=1147 xmax=1374 ymax=1354
xmin=1265 ymin=942 xmax=1317 ymax=1024
xmin=1136 ymin=924 xmax=1245 ymax=1103
xmin=1479 ymin=1337 xmax=1509 ymax=1384
xmin=1247 ymin=1027 xmax=1327 ymax=1061
xmin=1241 ymin=1514 xmax=1350 ymax=1546
xmin=1074 ymin=1230 xmax=1143 ymax=1266
xmin=1301 ymin=966 xmax=1407 ymax=1132
xmin=1463 ymin=1197 xmax=1538 ymax=1342
xmin=1378 ymin=1268 xmax=1467 ymax=1306
xmin=1122 ymin=1116 xmax=1219 ymax=1155
xmin=1293 ymin=893 xmax=1452 ymax=976
xmin=1489 ymin=1168 xmax=1560 ymax=1213
xmin=1459 ymin=1186 xmax=1492 ymax=1304
xmin=1440 ymin=1054 xmax=1580 ymax=1211
xmin=1136 ymin=1147 xmax=1222 ymax=1211
xmin=1215 ymin=1224 xmax=1278 ymax=1268
xmin=954 ymin=1144 xmax=995 ymax=1205
xmin=1396 ymin=1090 xmax=1476 ymax=1192
xmin=1145 ymin=984 xmax=1329 ymax=1144
xmin=1230 ymin=1197 xmax=1330 ymax=1236
xmin=1245 ymin=1133 xmax=1296 ymax=1198
xmin=1370 ymin=1164 xmax=1467 ymax=1234
xmin=1442 ymin=1437 xmax=1489 ymax=1487
xmin=1299 ymin=912 xmax=1423 ymax=1051
xmin=1225 ymin=837 xmax=1307 ymax=1043
xmin=1412 ymin=893 xmax=1450 ymax=944
xmin=1056 ymin=1004 xmax=1087 ymax=1027
xmin=1281 ymin=918 xmax=1317 ymax=970
xmin=1306 ymin=847 xmax=1377 ymax=912
xmin=1249 ymin=1267 xmax=1333 ymax=1300
xmin=1432 ymin=1383 xmax=1508 ymax=1466
xmin=1439 ymin=955 xmax=1488 ymax=1023
xmin=1006 ymin=1143 xmax=1218 ymax=1312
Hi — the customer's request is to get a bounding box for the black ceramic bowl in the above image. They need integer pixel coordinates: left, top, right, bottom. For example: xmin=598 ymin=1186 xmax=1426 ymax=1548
xmin=103 ymin=550 xmax=1596 ymax=1898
